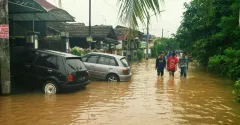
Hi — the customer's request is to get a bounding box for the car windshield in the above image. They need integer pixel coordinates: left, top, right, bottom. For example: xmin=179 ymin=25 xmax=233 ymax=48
xmin=120 ymin=58 xmax=129 ymax=67
xmin=66 ymin=58 xmax=86 ymax=73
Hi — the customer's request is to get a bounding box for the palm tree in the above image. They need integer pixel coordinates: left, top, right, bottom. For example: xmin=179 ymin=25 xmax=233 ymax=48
xmin=56 ymin=0 xmax=164 ymax=28
xmin=117 ymin=0 xmax=164 ymax=28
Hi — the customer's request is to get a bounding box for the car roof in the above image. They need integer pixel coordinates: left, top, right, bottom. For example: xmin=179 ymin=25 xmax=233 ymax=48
xmin=87 ymin=52 xmax=125 ymax=59
xmin=35 ymin=49 xmax=80 ymax=58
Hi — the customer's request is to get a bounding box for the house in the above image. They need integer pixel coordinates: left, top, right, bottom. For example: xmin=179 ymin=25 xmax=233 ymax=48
xmin=9 ymin=0 xmax=75 ymax=52
xmin=114 ymin=25 xmax=143 ymax=61
xmin=2 ymin=0 xmax=76 ymax=94
xmin=47 ymin=24 xmax=119 ymax=53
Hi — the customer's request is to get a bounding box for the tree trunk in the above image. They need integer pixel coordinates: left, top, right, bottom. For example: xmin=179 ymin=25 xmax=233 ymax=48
xmin=0 ymin=0 xmax=10 ymax=95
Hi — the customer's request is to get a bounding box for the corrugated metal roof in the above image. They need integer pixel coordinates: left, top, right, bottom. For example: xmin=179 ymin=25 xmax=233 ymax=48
xmin=9 ymin=0 xmax=75 ymax=22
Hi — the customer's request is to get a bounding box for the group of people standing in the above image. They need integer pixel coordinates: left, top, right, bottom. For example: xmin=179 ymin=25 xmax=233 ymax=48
xmin=155 ymin=51 xmax=188 ymax=78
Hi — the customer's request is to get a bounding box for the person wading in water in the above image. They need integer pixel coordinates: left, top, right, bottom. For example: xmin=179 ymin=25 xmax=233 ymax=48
xmin=179 ymin=52 xmax=188 ymax=78
xmin=155 ymin=51 xmax=166 ymax=77
xmin=167 ymin=52 xmax=178 ymax=77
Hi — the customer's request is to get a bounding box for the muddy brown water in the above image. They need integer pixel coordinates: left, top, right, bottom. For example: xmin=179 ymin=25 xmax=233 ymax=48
xmin=0 ymin=59 xmax=240 ymax=125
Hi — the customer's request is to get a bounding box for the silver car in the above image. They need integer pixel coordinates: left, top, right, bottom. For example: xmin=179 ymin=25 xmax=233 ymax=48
xmin=81 ymin=52 xmax=132 ymax=82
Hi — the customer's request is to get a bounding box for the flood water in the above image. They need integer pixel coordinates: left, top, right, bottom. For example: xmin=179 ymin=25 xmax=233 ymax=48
xmin=0 ymin=59 xmax=240 ymax=125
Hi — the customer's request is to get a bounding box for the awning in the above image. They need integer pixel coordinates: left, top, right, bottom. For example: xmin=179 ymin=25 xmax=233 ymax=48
xmin=9 ymin=0 xmax=75 ymax=22
xmin=104 ymin=38 xmax=120 ymax=45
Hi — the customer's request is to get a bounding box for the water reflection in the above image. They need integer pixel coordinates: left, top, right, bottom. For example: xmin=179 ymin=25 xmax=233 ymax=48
xmin=0 ymin=59 xmax=240 ymax=125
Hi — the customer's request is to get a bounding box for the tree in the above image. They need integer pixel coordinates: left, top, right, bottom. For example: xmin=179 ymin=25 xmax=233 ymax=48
xmin=175 ymin=0 xmax=239 ymax=64
xmin=117 ymin=0 xmax=164 ymax=28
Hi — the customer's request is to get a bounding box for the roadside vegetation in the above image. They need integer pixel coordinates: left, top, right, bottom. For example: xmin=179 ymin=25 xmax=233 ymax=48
xmin=174 ymin=0 xmax=240 ymax=101
xmin=151 ymin=38 xmax=179 ymax=58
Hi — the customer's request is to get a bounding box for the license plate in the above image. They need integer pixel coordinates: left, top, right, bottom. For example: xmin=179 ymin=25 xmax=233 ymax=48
xmin=79 ymin=77 xmax=85 ymax=81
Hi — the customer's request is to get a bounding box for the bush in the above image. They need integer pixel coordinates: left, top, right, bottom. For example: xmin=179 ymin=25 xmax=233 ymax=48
xmin=208 ymin=48 xmax=240 ymax=79
xmin=136 ymin=50 xmax=143 ymax=61
xmin=70 ymin=47 xmax=85 ymax=56
xmin=233 ymin=80 xmax=240 ymax=102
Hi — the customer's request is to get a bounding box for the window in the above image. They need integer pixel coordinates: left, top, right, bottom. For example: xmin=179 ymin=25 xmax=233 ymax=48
xmin=20 ymin=51 xmax=38 ymax=63
xmin=81 ymin=55 xmax=88 ymax=62
xmin=87 ymin=55 xmax=99 ymax=63
xmin=120 ymin=58 xmax=129 ymax=67
xmin=98 ymin=56 xmax=110 ymax=65
xmin=123 ymin=52 xmax=127 ymax=56
xmin=36 ymin=53 xmax=58 ymax=69
xmin=66 ymin=58 xmax=86 ymax=73
xmin=109 ymin=58 xmax=117 ymax=66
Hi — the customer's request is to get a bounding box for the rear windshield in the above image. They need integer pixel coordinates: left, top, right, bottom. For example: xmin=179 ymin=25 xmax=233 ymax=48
xmin=66 ymin=58 xmax=86 ymax=73
xmin=120 ymin=58 xmax=129 ymax=67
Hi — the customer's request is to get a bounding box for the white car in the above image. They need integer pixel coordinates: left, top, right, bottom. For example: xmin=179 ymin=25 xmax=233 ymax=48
xmin=81 ymin=52 xmax=132 ymax=82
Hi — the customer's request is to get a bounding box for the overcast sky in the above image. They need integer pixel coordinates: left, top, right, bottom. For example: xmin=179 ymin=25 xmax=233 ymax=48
xmin=47 ymin=0 xmax=191 ymax=37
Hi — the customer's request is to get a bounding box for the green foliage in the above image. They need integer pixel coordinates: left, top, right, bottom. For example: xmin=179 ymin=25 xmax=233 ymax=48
xmin=176 ymin=0 xmax=240 ymax=101
xmin=117 ymin=0 xmax=164 ymax=29
xmin=233 ymin=80 xmax=240 ymax=102
xmin=70 ymin=47 xmax=85 ymax=56
xmin=151 ymin=38 xmax=179 ymax=57
xmin=176 ymin=0 xmax=240 ymax=65
xmin=136 ymin=49 xmax=143 ymax=61
xmin=208 ymin=48 xmax=240 ymax=78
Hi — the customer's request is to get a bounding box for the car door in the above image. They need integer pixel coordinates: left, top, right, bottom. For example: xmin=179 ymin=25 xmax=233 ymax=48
xmin=19 ymin=51 xmax=39 ymax=85
xmin=94 ymin=56 xmax=118 ymax=79
xmin=82 ymin=55 xmax=99 ymax=78
xmin=34 ymin=53 xmax=61 ymax=87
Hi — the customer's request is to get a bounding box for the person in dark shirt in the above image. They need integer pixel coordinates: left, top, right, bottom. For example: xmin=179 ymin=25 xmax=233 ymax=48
xmin=178 ymin=52 xmax=188 ymax=78
xmin=155 ymin=51 xmax=166 ymax=77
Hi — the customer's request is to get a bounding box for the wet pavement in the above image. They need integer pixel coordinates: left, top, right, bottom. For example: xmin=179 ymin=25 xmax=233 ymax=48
xmin=0 ymin=59 xmax=240 ymax=125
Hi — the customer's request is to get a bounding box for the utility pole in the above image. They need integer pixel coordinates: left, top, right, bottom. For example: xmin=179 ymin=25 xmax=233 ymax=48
xmin=0 ymin=0 xmax=10 ymax=94
xmin=162 ymin=29 xmax=163 ymax=38
xmin=88 ymin=0 xmax=92 ymax=49
xmin=146 ymin=14 xmax=150 ymax=60
xmin=146 ymin=10 xmax=165 ymax=60
xmin=58 ymin=0 xmax=62 ymax=8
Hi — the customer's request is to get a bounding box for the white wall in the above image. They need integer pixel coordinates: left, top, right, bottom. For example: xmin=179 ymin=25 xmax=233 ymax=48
xmin=115 ymin=40 xmax=122 ymax=49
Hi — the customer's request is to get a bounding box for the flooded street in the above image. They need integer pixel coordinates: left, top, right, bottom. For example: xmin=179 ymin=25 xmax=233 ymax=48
xmin=1 ymin=59 xmax=240 ymax=125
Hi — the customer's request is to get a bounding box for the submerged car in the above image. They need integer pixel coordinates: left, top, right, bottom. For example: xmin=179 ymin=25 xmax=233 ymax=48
xmin=11 ymin=49 xmax=90 ymax=94
xmin=81 ymin=52 xmax=132 ymax=82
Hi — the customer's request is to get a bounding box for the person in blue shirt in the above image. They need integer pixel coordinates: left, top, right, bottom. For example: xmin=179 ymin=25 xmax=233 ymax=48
xmin=178 ymin=52 xmax=188 ymax=78
xmin=165 ymin=51 xmax=172 ymax=60
xmin=155 ymin=51 xmax=166 ymax=77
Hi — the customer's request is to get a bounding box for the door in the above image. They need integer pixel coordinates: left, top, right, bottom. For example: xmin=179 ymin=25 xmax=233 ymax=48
xmin=83 ymin=55 xmax=99 ymax=78
xmin=94 ymin=56 xmax=117 ymax=79
xmin=34 ymin=53 xmax=61 ymax=87
xmin=18 ymin=51 xmax=39 ymax=86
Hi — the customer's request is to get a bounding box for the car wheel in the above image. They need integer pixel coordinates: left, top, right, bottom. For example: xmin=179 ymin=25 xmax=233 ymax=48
xmin=106 ymin=74 xmax=119 ymax=82
xmin=43 ymin=81 xmax=59 ymax=94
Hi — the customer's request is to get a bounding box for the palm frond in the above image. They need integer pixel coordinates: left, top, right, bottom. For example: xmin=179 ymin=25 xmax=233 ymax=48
xmin=117 ymin=0 xmax=164 ymax=29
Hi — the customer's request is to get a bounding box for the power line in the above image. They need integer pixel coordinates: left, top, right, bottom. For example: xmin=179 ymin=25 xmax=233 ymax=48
xmin=102 ymin=0 xmax=118 ymax=12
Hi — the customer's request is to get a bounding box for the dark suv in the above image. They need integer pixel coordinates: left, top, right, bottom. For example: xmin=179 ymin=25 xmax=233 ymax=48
xmin=11 ymin=49 xmax=90 ymax=94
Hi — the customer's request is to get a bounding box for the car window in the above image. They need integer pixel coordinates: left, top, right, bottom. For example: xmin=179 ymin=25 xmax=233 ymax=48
xmin=66 ymin=58 xmax=86 ymax=73
xmin=87 ymin=55 xmax=99 ymax=63
xmin=20 ymin=51 xmax=38 ymax=63
xmin=81 ymin=55 xmax=88 ymax=62
xmin=98 ymin=56 xmax=110 ymax=65
xmin=120 ymin=58 xmax=129 ymax=67
xmin=36 ymin=53 xmax=58 ymax=69
xmin=109 ymin=58 xmax=117 ymax=66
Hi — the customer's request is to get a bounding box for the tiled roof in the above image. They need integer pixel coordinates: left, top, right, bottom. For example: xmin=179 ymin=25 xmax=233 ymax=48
xmin=114 ymin=28 xmax=129 ymax=37
xmin=35 ymin=0 xmax=57 ymax=11
xmin=47 ymin=23 xmax=117 ymax=39
xmin=66 ymin=25 xmax=116 ymax=39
